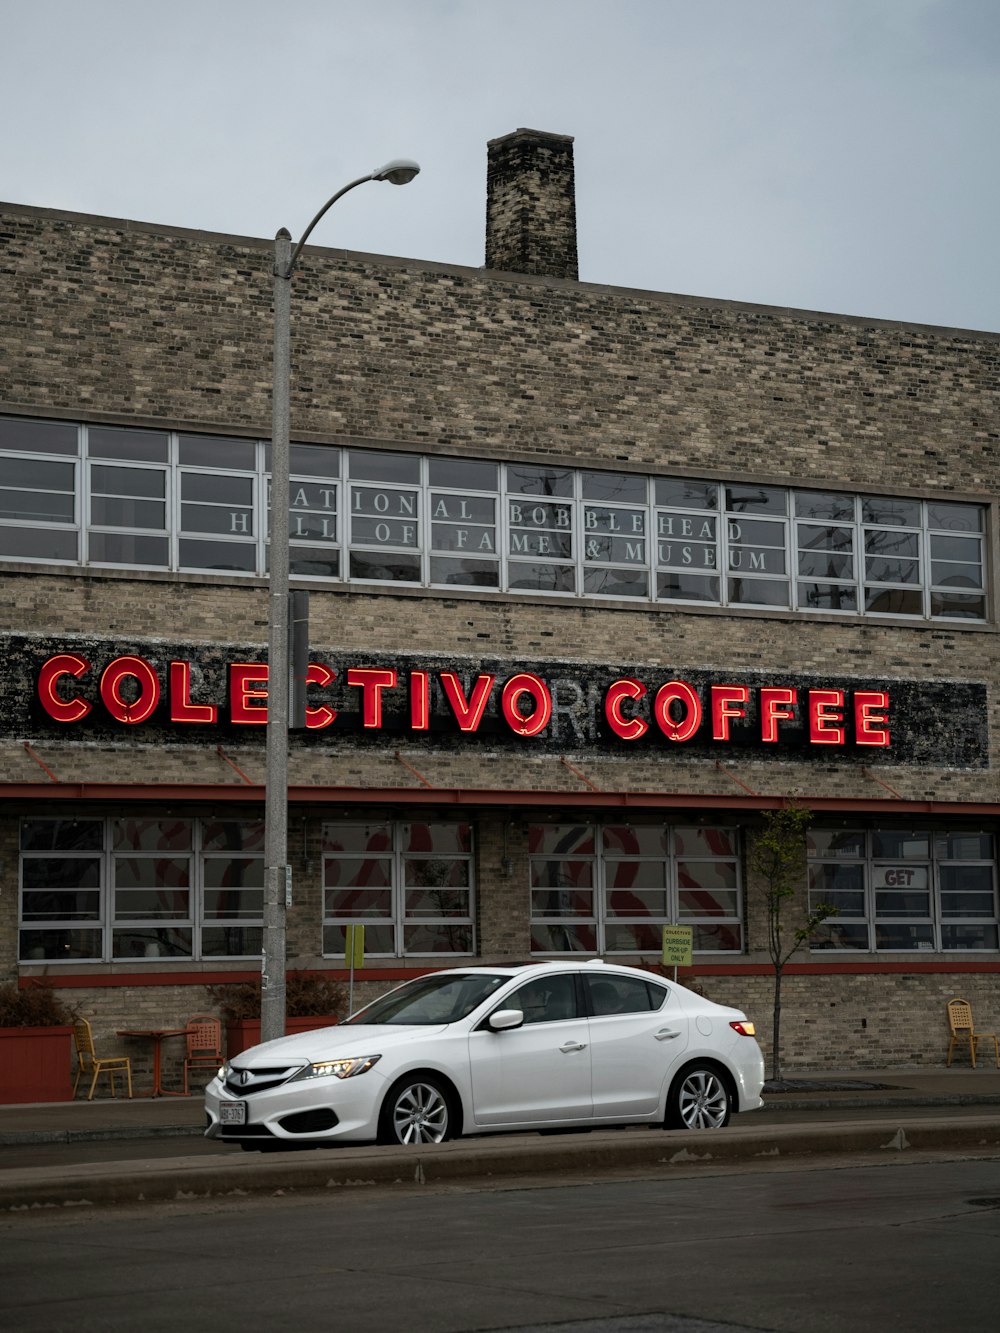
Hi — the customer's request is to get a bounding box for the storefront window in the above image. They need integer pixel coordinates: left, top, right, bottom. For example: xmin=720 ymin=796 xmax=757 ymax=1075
xmin=808 ymin=828 xmax=999 ymax=952
xmin=322 ymin=821 xmax=474 ymax=957
xmin=529 ymin=822 xmax=742 ymax=954
xmin=18 ymin=818 xmax=264 ymax=962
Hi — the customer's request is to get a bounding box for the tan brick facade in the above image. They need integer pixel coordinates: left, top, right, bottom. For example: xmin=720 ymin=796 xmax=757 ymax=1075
xmin=2 ymin=129 xmax=999 ymax=1077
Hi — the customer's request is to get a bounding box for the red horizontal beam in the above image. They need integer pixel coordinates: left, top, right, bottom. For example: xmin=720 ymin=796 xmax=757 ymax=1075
xmin=23 ymin=959 xmax=1000 ymax=990
xmin=1 ymin=780 xmax=997 ymax=818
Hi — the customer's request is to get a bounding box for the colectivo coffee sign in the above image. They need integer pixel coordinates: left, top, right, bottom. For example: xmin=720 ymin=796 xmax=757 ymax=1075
xmin=0 ymin=634 xmax=987 ymax=766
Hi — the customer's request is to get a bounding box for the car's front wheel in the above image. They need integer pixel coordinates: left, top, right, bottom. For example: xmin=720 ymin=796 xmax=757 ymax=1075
xmin=665 ymin=1064 xmax=732 ymax=1130
xmin=378 ymin=1075 xmax=455 ymax=1145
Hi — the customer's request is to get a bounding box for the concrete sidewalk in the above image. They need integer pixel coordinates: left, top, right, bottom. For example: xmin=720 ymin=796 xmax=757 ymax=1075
xmin=2 ymin=1065 xmax=1000 ymax=1146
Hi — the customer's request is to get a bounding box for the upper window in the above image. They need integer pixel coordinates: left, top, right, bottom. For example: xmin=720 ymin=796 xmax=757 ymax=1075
xmin=0 ymin=415 xmax=987 ymax=624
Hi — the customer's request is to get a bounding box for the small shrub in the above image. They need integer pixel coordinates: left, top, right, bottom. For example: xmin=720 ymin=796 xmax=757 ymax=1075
xmin=207 ymin=971 xmax=346 ymax=1023
xmin=0 ymin=977 xmax=77 ymax=1028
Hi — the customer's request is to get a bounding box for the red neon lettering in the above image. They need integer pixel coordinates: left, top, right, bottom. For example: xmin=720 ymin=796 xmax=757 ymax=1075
xmin=346 ymin=667 xmax=397 ymax=729
xmin=440 ymin=672 xmax=495 ymax=732
xmin=169 ymin=660 xmax=217 ymax=724
xmin=230 ymin=663 xmax=269 ymax=725
xmin=604 ymin=679 xmax=647 ymax=741
xmin=100 ymin=656 xmax=160 ymax=725
xmin=653 ymin=680 xmax=702 ymax=742
xmin=38 ymin=654 xmax=92 ymax=724
xmin=409 ymin=671 xmax=430 ymax=731
xmin=711 ymin=685 xmax=749 ymax=742
xmin=854 ymin=690 xmax=890 ymax=747
xmin=809 ymin=689 xmax=845 ymax=745
xmin=760 ymin=687 xmax=797 ymax=743
xmin=305 ymin=662 xmax=336 ymax=731
xmin=501 ymin=673 xmax=552 ymax=737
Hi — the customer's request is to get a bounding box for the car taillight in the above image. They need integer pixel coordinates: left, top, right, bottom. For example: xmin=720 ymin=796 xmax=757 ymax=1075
xmin=730 ymin=1021 xmax=756 ymax=1036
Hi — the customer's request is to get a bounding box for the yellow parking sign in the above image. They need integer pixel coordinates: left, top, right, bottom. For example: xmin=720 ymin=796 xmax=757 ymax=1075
xmin=662 ymin=924 xmax=693 ymax=969
xmin=345 ymin=923 xmax=365 ymax=970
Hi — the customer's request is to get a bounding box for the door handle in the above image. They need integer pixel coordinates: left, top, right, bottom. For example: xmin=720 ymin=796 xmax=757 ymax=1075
xmin=559 ymin=1041 xmax=587 ymax=1053
xmin=655 ymin=1028 xmax=680 ymax=1041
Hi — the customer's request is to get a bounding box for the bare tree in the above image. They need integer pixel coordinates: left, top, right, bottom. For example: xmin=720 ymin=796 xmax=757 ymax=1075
xmin=750 ymin=804 xmax=836 ymax=1081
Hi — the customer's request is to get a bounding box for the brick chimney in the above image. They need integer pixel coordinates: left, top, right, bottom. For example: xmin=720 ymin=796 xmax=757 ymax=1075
xmin=485 ymin=128 xmax=578 ymax=280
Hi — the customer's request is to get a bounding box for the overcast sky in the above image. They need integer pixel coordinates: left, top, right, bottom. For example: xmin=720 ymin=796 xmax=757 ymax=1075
xmin=3 ymin=0 xmax=998 ymax=332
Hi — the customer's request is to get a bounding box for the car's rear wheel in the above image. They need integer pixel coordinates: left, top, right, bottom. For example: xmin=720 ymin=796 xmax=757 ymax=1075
xmin=378 ymin=1075 xmax=454 ymax=1145
xmin=665 ymin=1064 xmax=732 ymax=1130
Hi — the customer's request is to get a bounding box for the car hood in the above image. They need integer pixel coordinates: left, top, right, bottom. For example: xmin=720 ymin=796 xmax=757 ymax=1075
xmin=233 ymin=1023 xmax=449 ymax=1067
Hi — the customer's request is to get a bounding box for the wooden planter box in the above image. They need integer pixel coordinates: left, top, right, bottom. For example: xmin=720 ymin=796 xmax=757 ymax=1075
xmin=225 ymin=1016 xmax=338 ymax=1059
xmin=0 ymin=1025 xmax=75 ymax=1103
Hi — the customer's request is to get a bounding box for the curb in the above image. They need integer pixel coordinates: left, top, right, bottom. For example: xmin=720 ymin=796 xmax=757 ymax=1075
xmin=3 ymin=1115 xmax=1000 ymax=1212
xmin=4 ymin=1094 xmax=1000 ymax=1147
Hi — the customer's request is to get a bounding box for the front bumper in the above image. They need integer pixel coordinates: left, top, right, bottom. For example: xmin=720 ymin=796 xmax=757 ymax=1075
xmin=205 ymin=1068 xmax=388 ymax=1145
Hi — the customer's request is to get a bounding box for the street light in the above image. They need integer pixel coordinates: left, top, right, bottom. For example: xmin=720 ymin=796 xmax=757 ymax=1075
xmin=262 ymin=158 xmax=421 ymax=1044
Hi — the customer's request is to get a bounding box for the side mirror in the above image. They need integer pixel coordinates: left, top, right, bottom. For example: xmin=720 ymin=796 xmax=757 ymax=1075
xmin=487 ymin=1009 xmax=524 ymax=1032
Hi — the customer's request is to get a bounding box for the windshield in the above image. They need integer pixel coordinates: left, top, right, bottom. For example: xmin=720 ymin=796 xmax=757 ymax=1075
xmin=347 ymin=973 xmax=509 ymax=1025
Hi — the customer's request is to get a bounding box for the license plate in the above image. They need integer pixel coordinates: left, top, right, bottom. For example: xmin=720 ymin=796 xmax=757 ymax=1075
xmin=220 ymin=1100 xmax=246 ymax=1126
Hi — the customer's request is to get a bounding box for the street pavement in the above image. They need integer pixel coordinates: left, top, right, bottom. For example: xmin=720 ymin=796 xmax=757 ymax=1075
xmin=1 ymin=1065 xmax=999 ymax=1212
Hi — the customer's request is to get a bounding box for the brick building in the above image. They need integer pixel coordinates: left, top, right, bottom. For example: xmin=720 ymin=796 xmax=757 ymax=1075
xmin=2 ymin=128 xmax=998 ymax=1078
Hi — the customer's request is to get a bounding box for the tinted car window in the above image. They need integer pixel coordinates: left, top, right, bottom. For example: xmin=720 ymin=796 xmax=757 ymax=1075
xmin=505 ymin=974 xmax=579 ymax=1024
xmin=586 ymin=974 xmax=666 ymax=1015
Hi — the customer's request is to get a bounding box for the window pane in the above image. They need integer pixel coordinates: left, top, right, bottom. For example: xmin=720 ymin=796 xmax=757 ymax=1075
xmin=872 ymin=831 xmax=928 ymax=859
xmin=179 ymin=436 xmax=255 ymax=470
xmin=89 ymin=533 xmax=169 ymax=566
xmin=21 ymin=820 xmax=103 ymax=851
xmin=941 ymin=924 xmax=999 ymax=950
xmin=0 ymin=527 xmax=78 ymax=560
xmin=428 ymin=457 xmax=498 ymax=490
xmin=607 ymin=889 xmax=668 ymax=917
xmin=430 ymin=556 xmax=499 ymax=588
xmin=865 ymin=586 xmax=922 ymax=615
xmin=402 ymin=823 xmax=471 ymax=854
xmin=112 ymin=927 xmax=192 ymax=959
xmin=931 ymin=592 xmax=986 ymax=619
xmin=403 ymin=923 xmax=473 ymax=954
xmin=582 ymin=472 xmax=647 ymax=503
xmin=603 ymin=826 xmax=668 ymax=856
xmin=324 ymin=888 xmax=392 ymax=917
xmin=728 ymin=577 xmax=790 ymax=607
xmin=586 ymin=973 xmax=657 ymax=1014
xmin=324 ymin=858 xmax=392 ymax=889
xmin=657 ymin=572 xmax=720 ymax=602
xmin=22 ymin=857 xmax=101 ymax=894
xmin=180 ymin=539 xmax=257 ymax=572
xmin=20 ymin=928 xmax=101 ymax=961
xmin=324 ymin=923 xmax=395 ymax=955
xmin=201 ymin=926 xmax=262 ymax=957
xmin=349 ymin=551 xmax=421 ymax=582
xmin=863 ymin=498 xmax=920 ymax=526
xmin=530 ymin=825 xmax=595 ymax=856
xmin=289 ymin=443 xmax=340 ymax=477
xmin=927 ymin=502 xmax=983 ymax=533
xmin=655 ymin=479 xmax=718 ymax=509
xmin=404 ymin=888 xmax=470 ymax=917
xmin=348 ymin=449 xmax=420 ymax=484
xmin=113 ymin=820 xmax=192 ymax=852
xmin=675 ymin=828 xmax=737 ymax=857
xmin=726 ymin=485 xmax=786 ymax=515
xmin=530 ymin=887 xmax=593 ymax=915
xmin=798 ymin=582 xmax=858 ymax=612
xmin=0 ymin=417 xmax=77 ymax=455
xmin=530 ymin=923 xmax=597 ymax=952
xmin=794 ymin=492 xmax=854 ymax=521
xmin=507 ymin=465 xmax=573 ymax=498
xmin=90 ymin=427 xmax=168 ymax=463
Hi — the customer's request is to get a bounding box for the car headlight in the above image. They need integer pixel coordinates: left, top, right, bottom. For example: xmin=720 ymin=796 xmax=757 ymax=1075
xmin=292 ymin=1054 xmax=382 ymax=1081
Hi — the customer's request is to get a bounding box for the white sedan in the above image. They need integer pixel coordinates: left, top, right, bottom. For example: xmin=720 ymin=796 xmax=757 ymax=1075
xmin=204 ymin=961 xmax=764 ymax=1150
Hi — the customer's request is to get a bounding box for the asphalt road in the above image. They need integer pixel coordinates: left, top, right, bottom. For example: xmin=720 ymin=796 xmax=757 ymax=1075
xmin=2 ymin=1154 xmax=999 ymax=1332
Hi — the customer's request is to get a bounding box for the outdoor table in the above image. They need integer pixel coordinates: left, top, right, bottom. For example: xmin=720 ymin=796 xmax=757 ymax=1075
xmin=116 ymin=1028 xmax=189 ymax=1097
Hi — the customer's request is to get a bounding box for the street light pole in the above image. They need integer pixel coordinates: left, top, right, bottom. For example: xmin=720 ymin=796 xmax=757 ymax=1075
xmin=261 ymin=160 xmax=420 ymax=1045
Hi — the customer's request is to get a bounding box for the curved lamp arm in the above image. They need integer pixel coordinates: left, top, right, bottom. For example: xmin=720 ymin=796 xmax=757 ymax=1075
xmin=282 ymin=158 xmax=420 ymax=277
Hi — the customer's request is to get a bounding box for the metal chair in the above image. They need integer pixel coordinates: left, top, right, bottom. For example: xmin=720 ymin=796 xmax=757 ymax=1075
xmin=72 ymin=1017 xmax=133 ymax=1100
xmin=183 ymin=1015 xmax=223 ymax=1094
xmin=946 ymin=998 xmax=1000 ymax=1069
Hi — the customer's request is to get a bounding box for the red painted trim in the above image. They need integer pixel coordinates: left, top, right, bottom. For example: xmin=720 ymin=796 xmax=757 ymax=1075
xmin=689 ymin=960 xmax=1000 ymax=976
xmin=1 ymin=781 xmax=998 ymax=818
xmin=23 ymin=959 xmax=1000 ymax=990
xmin=21 ymin=967 xmax=438 ymax=990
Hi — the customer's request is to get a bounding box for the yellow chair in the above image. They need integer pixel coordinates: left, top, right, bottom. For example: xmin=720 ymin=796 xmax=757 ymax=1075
xmin=72 ymin=1017 xmax=134 ymax=1100
xmin=946 ymin=998 xmax=1000 ymax=1069
xmin=182 ymin=1015 xmax=223 ymax=1095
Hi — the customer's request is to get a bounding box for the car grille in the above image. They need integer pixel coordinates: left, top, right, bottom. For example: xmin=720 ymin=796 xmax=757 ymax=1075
xmin=223 ymin=1063 xmax=302 ymax=1097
